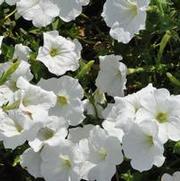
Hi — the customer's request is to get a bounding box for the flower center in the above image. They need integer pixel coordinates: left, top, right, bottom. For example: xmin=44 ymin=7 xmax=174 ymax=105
xmin=145 ymin=135 xmax=154 ymax=146
xmin=22 ymin=98 xmax=31 ymax=107
xmin=59 ymin=155 xmax=72 ymax=169
xmin=49 ymin=48 xmax=59 ymax=57
xmin=156 ymin=112 xmax=168 ymax=123
xmin=37 ymin=127 xmax=54 ymax=141
xmin=128 ymin=1 xmax=138 ymax=16
xmin=98 ymin=147 xmax=108 ymax=160
xmin=14 ymin=121 xmax=23 ymax=133
xmin=57 ymin=95 xmax=68 ymax=107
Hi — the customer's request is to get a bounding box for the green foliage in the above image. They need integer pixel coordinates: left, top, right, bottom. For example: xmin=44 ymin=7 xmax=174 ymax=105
xmin=0 ymin=0 xmax=179 ymax=180
xmin=0 ymin=60 xmax=20 ymax=85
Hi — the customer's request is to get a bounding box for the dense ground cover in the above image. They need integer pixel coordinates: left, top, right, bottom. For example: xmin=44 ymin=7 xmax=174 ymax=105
xmin=0 ymin=0 xmax=180 ymax=181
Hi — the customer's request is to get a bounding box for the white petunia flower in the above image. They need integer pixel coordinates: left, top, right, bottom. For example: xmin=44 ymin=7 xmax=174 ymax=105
xmin=96 ymin=54 xmax=127 ymax=97
xmin=125 ymin=83 xmax=155 ymax=112
xmin=102 ymin=84 xmax=155 ymax=142
xmin=54 ymin=0 xmax=90 ymax=22
xmin=5 ymin=44 xmax=33 ymax=90
xmin=0 ymin=0 xmax=19 ymax=5
xmin=37 ymin=31 xmax=81 ymax=76
xmin=29 ymin=116 xmax=68 ymax=152
xmin=122 ymin=121 xmax=165 ymax=172
xmin=16 ymin=0 xmax=59 ymax=27
xmin=20 ymin=148 xmax=42 ymax=178
xmin=136 ymin=88 xmax=180 ymax=143
xmin=5 ymin=0 xmax=20 ymax=5
xmin=7 ymin=77 xmax=56 ymax=123
xmin=0 ymin=61 xmax=33 ymax=91
xmin=16 ymin=76 xmax=56 ymax=110
xmin=80 ymin=126 xmax=123 ymax=181
xmin=0 ymin=85 xmax=14 ymax=107
xmin=41 ymin=139 xmax=81 ymax=181
xmin=78 ymin=0 xmax=90 ymax=6
xmin=13 ymin=43 xmax=31 ymax=62
xmin=102 ymin=97 xmax=135 ymax=142
xmin=0 ymin=36 xmax=3 ymax=54
xmin=68 ymin=124 xmax=94 ymax=143
xmin=38 ymin=76 xmax=85 ymax=126
xmin=161 ymin=171 xmax=180 ymax=181
xmin=0 ymin=109 xmax=42 ymax=149
xmin=102 ymin=0 xmax=150 ymax=43
xmin=0 ymin=44 xmax=33 ymax=91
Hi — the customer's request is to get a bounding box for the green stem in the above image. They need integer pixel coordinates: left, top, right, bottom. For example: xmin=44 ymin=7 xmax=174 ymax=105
xmin=128 ymin=63 xmax=174 ymax=75
xmin=4 ymin=9 xmax=17 ymax=21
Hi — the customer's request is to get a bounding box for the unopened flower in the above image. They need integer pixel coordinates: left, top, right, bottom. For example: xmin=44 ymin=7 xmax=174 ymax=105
xmin=96 ymin=54 xmax=127 ymax=97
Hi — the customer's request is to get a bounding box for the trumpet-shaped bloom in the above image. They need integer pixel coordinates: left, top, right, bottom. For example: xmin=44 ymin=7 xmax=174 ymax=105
xmin=16 ymin=0 xmax=89 ymax=27
xmin=137 ymin=88 xmax=180 ymax=143
xmin=0 ymin=85 xmax=14 ymax=107
xmin=54 ymin=0 xmax=90 ymax=22
xmin=68 ymin=124 xmax=94 ymax=143
xmin=13 ymin=44 xmax=31 ymax=62
xmin=20 ymin=148 xmax=42 ymax=178
xmin=161 ymin=171 xmax=180 ymax=181
xmin=0 ymin=109 xmax=41 ymax=149
xmin=102 ymin=0 xmax=150 ymax=43
xmin=102 ymin=98 xmax=135 ymax=142
xmin=16 ymin=76 xmax=56 ymax=110
xmin=38 ymin=76 xmax=85 ymax=126
xmin=122 ymin=121 xmax=165 ymax=171
xmin=125 ymin=83 xmax=155 ymax=112
xmin=96 ymin=54 xmax=127 ymax=97
xmin=6 ymin=44 xmax=33 ymax=90
xmin=41 ymin=140 xmax=81 ymax=181
xmin=37 ymin=31 xmax=81 ymax=76
xmin=0 ymin=60 xmax=33 ymax=91
xmin=29 ymin=116 xmax=68 ymax=152
xmin=16 ymin=0 xmax=59 ymax=27
xmin=80 ymin=126 xmax=123 ymax=181
xmin=102 ymin=84 xmax=155 ymax=142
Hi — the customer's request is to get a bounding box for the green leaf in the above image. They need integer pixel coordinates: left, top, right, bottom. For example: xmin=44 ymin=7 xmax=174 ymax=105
xmin=157 ymin=30 xmax=171 ymax=64
xmin=174 ymin=141 xmax=180 ymax=155
xmin=75 ymin=60 xmax=95 ymax=80
xmin=166 ymin=72 xmax=180 ymax=87
xmin=0 ymin=60 xmax=20 ymax=85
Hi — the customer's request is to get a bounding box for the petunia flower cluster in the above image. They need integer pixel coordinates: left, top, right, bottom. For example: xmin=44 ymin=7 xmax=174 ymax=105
xmin=0 ymin=0 xmax=150 ymax=43
xmin=0 ymin=30 xmax=180 ymax=181
xmin=0 ymin=0 xmax=90 ymax=27
xmin=0 ymin=1 xmax=179 ymax=181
